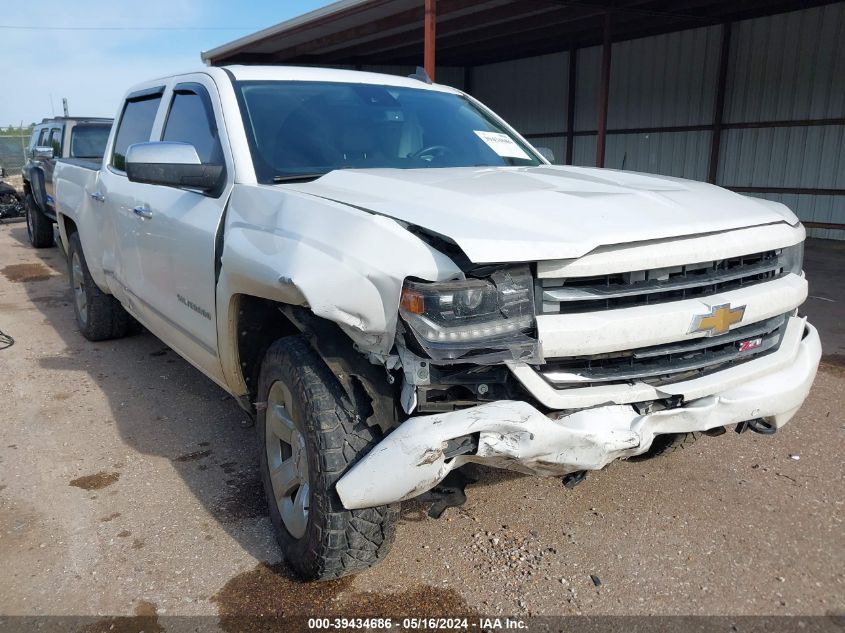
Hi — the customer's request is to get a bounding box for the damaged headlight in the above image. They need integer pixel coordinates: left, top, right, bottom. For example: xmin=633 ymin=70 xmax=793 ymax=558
xmin=780 ymin=241 xmax=804 ymax=275
xmin=399 ymin=266 xmax=538 ymax=363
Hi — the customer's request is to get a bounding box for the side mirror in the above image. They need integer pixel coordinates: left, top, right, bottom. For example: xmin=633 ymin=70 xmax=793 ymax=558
xmin=536 ymin=146 xmax=555 ymax=163
xmin=33 ymin=146 xmax=54 ymax=159
xmin=125 ymin=142 xmax=223 ymax=192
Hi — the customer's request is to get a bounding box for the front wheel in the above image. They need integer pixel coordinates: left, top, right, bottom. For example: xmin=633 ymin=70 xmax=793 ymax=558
xmin=257 ymin=336 xmax=399 ymax=580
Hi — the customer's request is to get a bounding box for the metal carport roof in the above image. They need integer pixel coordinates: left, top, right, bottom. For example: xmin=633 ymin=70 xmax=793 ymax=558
xmin=202 ymin=0 xmax=837 ymax=68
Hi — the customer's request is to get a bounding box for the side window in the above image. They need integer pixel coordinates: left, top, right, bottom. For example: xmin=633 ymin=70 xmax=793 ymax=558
xmin=48 ymin=128 xmax=62 ymax=156
xmin=111 ymin=95 xmax=162 ymax=171
xmin=161 ymin=87 xmax=223 ymax=165
xmin=71 ymin=125 xmax=111 ymax=159
xmin=34 ymin=128 xmax=47 ymax=147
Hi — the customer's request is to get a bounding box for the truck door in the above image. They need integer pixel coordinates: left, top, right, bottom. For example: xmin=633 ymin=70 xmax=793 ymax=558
xmin=118 ymin=79 xmax=232 ymax=382
xmin=43 ymin=126 xmax=63 ymax=207
xmin=96 ymin=87 xmax=164 ymax=319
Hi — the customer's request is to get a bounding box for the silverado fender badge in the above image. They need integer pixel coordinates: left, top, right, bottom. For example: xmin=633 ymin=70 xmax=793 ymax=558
xmin=689 ymin=303 xmax=746 ymax=336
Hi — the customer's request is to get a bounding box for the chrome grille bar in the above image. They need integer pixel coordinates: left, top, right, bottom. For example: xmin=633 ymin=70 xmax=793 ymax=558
xmin=540 ymin=314 xmax=787 ymax=387
xmin=540 ymin=250 xmax=783 ymax=314
xmin=632 ymin=314 xmax=785 ymax=359
xmin=543 ymin=260 xmax=782 ymax=303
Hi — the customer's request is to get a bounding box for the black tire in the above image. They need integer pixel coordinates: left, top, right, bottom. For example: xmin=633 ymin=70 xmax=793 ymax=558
xmin=257 ymin=336 xmax=399 ymax=581
xmin=67 ymin=231 xmax=130 ymax=341
xmin=644 ymin=432 xmax=702 ymax=458
xmin=25 ymin=193 xmax=54 ymax=248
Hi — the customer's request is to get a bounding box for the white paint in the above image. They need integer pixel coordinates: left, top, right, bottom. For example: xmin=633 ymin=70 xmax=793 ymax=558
xmin=536 ymin=222 xmax=803 ymax=278
xmin=286 ymin=166 xmax=799 ymax=264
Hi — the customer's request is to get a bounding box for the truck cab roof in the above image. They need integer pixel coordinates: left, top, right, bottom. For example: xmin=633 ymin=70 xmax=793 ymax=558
xmin=38 ymin=117 xmax=112 ymax=124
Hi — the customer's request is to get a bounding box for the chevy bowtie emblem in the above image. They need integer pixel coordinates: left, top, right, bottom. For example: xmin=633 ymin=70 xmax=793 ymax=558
xmin=689 ymin=303 xmax=746 ymax=336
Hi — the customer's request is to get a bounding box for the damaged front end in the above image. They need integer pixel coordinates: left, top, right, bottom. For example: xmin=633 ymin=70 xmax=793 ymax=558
xmin=398 ymin=265 xmax=540 ymax=366
xmin=391 ymin=263 xmax=544 ymax=416
xmin=337 ymin=318 xmax=820 ymax=510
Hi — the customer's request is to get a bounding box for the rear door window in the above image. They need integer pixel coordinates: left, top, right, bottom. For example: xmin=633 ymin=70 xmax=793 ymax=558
xmin=71 ymin=125 xmax=111 ymax=159
xmin=111 ymin=94 xmax=162 ymax=171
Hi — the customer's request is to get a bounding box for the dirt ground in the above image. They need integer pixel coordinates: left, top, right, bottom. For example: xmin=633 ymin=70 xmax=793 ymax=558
xmin=0 ymin=222 xmax=842 ymax=625
xmin=3 ymin=174 xmax=24 ymax=193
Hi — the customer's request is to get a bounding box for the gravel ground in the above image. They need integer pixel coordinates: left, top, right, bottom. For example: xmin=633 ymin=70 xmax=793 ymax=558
xmin=0 ymin=224 xmax=842 ymax=625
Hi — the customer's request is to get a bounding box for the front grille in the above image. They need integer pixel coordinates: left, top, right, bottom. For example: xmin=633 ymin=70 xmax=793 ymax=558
xmin=539 ymin=314 xmax=788 ymax=388
xmin=539 ymin=250 xmax=784 ymax=314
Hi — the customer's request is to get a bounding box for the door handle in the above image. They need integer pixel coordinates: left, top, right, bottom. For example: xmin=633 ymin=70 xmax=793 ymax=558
xmin=132 ymin=205 xmax=153 ymax=219
xmin=90 ymin=191 xmax=105 ymax=202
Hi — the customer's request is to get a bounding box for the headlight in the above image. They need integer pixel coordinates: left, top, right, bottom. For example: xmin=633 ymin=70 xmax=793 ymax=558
xmin=780 ymin=241 xmax=804 ymax=275
xmin=399 ymin=266 xmax=538 ymax=363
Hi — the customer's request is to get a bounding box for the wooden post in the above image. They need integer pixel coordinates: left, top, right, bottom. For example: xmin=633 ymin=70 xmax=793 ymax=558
xmin=708 ymin=22 xmax=732 ymax=184
xmin=596 ymin=11 xmax=612 ymax=168
xmin=424 ymin=0 xmax=436 ymax=81
xmin=566 ymin=47 xmax=577 ymax=165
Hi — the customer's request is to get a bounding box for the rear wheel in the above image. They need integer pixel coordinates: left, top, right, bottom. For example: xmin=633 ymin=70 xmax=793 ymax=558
xmin=67 ymin=232 xmax=129 ymax=341
xmin=257 ymin=336 xmax=398 ymax=580
xmin=25 ymin=193 xmax=54 ymax=248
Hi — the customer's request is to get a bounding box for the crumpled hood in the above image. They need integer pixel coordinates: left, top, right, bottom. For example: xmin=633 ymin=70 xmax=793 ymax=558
xmin=286 ymin=165 xmax=799 ymax=263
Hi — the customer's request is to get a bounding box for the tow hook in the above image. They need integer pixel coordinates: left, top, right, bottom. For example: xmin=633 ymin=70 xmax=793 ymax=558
xmin=736 ymin=418 xmax=777 ymax=435
xmin=562 ymin=470 xmax=588 ymax=489
xmin=421 ymin=466 xmax=479 ymax=519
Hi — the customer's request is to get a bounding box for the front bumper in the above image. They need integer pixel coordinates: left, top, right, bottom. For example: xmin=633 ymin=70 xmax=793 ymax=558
xmin=336 ymin=317 xmax=821 ymax=510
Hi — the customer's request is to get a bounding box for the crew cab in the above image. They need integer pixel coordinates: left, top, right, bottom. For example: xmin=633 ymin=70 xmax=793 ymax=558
xmin=23 ymin=116 xmax=112 ymax=247
xmin=53 ymin=66 xmax=821 ymax=581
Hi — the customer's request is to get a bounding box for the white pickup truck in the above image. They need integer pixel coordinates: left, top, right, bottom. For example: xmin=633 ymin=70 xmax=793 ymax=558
xmin=54 ymin=66 xmax=821 ymax=580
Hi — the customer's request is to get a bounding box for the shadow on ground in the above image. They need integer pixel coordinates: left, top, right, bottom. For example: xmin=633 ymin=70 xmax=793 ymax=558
xmin=3 ymin=225 xmax=523 ymax=612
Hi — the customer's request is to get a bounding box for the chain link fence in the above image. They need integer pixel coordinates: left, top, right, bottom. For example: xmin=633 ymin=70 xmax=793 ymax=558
xmin=0 ymin=135 xmax=30 ymax=176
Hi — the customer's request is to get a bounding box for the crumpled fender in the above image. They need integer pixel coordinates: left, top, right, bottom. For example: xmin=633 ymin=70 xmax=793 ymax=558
xmin=215 ymin=184 xmax=462 ymax=393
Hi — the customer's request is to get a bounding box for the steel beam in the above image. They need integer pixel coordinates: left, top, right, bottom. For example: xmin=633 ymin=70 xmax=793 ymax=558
xmin=708 ymin=22 xmax=732 ymax=184
xmin=566 ymin=47 xmax=577 ymax=165
xmin=425 ymin=0 xmax=437 ymax=81
xmin=596 ymin=11 xmax=612 ymax=168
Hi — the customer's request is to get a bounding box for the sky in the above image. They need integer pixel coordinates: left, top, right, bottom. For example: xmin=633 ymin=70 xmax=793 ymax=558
xmin=0 ymin=0 xmax=336 ymax=126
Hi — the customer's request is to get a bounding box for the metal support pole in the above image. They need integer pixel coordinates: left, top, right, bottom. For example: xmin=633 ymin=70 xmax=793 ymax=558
xmin=424 ymin=0 xmax=436 ymax=82
xmin=566 ymin=47 xmax=577 ymax=165
xmin=708 ymin=22 xmax=732 ymax=184
xmin=596 ymin=11 xmax=612 ymax=168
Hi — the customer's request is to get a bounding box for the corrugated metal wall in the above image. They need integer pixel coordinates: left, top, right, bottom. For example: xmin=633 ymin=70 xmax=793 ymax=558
xmin=471 ymin=52 xmax=568 ymax=136
xmin=720 ymin=3 xmax=845 ymax=239
xmin=466 ymin=3 xmax=845 ymax=239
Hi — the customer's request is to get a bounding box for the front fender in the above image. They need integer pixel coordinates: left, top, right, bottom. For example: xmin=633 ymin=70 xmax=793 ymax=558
xmin=215 ymin=184 xmax=463 ymax=394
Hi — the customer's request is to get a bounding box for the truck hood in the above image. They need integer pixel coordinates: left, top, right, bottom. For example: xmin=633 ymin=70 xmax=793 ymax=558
xmin=286 ymin=166 xmax=799 ymax=263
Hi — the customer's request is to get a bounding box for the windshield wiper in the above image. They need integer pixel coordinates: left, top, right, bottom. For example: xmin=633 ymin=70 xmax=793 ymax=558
xmin=272 ymin=172 xmax=329 ymax=183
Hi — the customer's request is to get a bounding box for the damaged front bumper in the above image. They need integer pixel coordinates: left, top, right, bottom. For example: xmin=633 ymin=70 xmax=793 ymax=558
xmin=336 ymin=318 xmax=821 ymax=510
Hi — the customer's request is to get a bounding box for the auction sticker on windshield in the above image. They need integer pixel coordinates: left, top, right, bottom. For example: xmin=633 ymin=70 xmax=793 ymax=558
xmin=474 ymin=130 xmax=531 ymax=159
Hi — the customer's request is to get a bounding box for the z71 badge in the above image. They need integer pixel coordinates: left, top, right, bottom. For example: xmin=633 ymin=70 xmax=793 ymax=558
xmin=739 ymin=337 xmax=763 ymax=352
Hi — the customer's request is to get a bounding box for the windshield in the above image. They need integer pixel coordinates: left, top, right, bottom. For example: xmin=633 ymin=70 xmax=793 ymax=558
xmin=235 ymin=80 xmax=541 ymax=183
xmin=70 ymin=124 xmax=111 ymax=159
